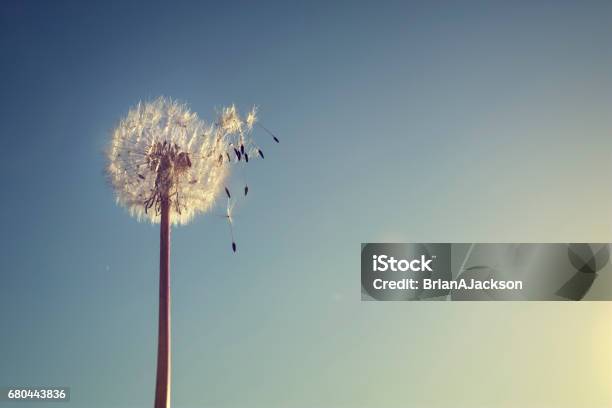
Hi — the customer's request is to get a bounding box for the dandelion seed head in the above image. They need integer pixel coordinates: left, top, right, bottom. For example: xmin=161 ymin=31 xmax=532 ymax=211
xmin=107 ymin=97 xmax=258 ymax=225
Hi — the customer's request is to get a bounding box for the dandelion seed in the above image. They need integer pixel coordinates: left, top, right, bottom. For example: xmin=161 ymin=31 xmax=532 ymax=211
xmin=258 ymin=149 xmax=264 ymax=159
xmin=219 ymin=105 xmax=242 ymax=134
xmin=244 ymin=185 xmax=249 ymax=196
xmin=258 ymin=123 xmax=280 ymax=143
xmin=246 ymin=106 xmax=257 ymax=130
xmin=224 ymin=198 xmax=237 ymax=253
xmin=245 ymin=153 xmax=249 ymax=163
xmin=225 ymin=187 xmax=231 ymax=199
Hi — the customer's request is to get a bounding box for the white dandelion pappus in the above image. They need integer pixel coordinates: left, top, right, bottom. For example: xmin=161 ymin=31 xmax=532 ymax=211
xmin=106 ymin=97 xmax=261 ymax=225
xmin=246 ymin=106 xmax=257 ymax=131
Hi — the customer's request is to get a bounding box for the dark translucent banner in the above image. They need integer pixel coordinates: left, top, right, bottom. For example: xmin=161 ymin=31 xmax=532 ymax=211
xmin=361 ymin=243 xmax=612 ymax=301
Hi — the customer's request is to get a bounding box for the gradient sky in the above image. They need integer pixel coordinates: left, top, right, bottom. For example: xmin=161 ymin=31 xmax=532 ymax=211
xmin=1 ymin=1 xmax=612 ymax=407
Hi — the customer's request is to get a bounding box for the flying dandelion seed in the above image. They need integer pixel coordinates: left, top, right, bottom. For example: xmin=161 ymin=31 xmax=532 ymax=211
xmin=106 ymin=97 xmax=277 ymax=408
xmin=224 ymin=198 xmax=237 ymax=252
xmin=258 ymin=122 xmax=280 ymax=143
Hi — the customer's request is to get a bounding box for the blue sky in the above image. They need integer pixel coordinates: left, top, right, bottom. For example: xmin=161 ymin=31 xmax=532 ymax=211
xmin=1 ymin=1 xmax=612 ymax=407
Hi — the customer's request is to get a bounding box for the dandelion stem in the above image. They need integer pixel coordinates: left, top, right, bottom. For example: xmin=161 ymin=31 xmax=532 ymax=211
xmin=154 ymin=196 xmax=171 ymax=408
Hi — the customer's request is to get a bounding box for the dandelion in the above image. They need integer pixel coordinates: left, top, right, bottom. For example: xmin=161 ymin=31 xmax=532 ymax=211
xmin=106 ymin=97 xmax=276 ymax=408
